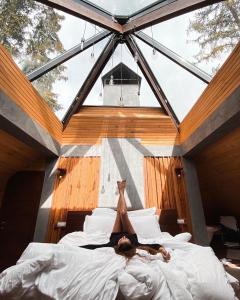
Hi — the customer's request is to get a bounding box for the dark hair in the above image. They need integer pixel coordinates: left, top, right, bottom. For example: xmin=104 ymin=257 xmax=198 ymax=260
xmin=114 ymin=242 xmax=136 ymax=259
xmin=114 ymin=242 xmax=159 ymax=259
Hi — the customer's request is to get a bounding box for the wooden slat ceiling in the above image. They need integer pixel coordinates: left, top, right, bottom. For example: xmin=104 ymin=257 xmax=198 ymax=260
xmin=0 ymin=45 xmax=62 ymax=143
xmin=180 ymin=42 xmax=240 ymax=143
xmin=62 ymin=107 xmax=180 ymax=145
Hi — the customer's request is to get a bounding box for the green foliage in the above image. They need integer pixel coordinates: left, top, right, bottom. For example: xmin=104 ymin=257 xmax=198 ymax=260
xmin=188 ymin=0 xmax=240 ymax=68
xmin=0 ymin=0 xmax=66 ymax=111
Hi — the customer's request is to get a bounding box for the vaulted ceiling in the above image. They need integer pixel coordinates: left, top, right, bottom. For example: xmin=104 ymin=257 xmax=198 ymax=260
xmin=28 ymin=0 xmax=221 ymax=127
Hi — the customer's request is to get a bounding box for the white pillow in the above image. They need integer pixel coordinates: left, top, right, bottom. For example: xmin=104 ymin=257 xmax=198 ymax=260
xmin=92 ymin=207 xmax=156 ymax=217
xmin=92 ymin=208 xmax=115 ymax=217
xmin=84 ymin=215 xmax=161 ymax=238
xmin=84 ymin=216 xmax=115 ymax=234
xmin=130 ymin=216 xmax=161 ymax=239
xmin=128 ymin=207 xmax=156 ymax=217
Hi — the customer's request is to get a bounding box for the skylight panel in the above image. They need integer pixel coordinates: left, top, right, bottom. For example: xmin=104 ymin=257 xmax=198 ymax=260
xmin=135 ymin=38 xmax=207 ymax=121
xmin=142 ymin=6 xmax=239 ymax=76
xmin=32 ymin=38 xmax=110 ymax=120
xmin=81 ymin=0 xmax=166 ymax=17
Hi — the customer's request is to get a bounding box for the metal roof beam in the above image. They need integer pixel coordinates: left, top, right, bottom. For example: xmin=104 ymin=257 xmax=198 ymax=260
xmin=35 ymin=0 xmax=123 ymax=33
xmin=28 ymin=30 xmax=111 ymax=81
xmin=123 ymin=0 xmax=223 ymax=34
xmin=125 ymin=34 xmax=179 ymax=128
xmin=135 ymin=31 xmax=212 ymax=83
xmin=62 ymin=34 xmax=119 ymax=127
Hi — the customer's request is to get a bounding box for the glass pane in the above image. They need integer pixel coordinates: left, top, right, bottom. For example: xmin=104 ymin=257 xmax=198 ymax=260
xmin=84 ymin=44 xmax=161 ymax=107
xmin=32 ymin=38 xmax=109 ymax=119
xmin=57 ymin=11 xmax=104 ymax=50
xmin=142 ymin=3 xmax=239 ymax=76
xmin=136 ymin=38 xmax=207 ymax=121
xmin=82 ymin=0 xmax=166 ymax=16
xmin=0 ymin=1 xmax=104 ymax=74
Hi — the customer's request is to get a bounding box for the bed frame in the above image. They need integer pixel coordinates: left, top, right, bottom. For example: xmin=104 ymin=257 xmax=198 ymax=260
xmin=61 ymin=209 xmax=180 ymax=238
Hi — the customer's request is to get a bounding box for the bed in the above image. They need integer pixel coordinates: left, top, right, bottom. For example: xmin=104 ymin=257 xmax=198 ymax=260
xmin=0 ymin=208 xmax=238 ymax=300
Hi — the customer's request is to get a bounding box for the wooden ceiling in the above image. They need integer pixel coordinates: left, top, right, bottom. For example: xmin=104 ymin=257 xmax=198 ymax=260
xmin=62 ymin=107 xmax=180 ymax=145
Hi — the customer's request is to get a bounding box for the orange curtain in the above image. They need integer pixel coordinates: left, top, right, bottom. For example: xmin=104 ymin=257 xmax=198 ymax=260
xmin=46 ymin=157 xmax=100 ymax=243
xmin=144 ymin=157 xmax=191 ymax=230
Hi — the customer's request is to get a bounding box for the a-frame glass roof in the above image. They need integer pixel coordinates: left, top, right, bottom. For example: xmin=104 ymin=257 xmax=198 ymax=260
xmin=1 ymin=0 xmax=238 ymax=126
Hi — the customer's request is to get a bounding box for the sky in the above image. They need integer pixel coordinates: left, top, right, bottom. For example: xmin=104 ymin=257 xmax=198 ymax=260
xmin=33 ymin=3 xmax=233 ymax=122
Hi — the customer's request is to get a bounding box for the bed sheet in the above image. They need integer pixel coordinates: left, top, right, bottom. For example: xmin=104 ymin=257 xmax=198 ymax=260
xmin=0 ymin=232 xmax=237 ymax=300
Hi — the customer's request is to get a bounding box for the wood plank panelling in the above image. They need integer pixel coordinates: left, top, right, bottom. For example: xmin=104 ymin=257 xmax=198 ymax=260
xmin=63 ymin=107 xmax=179 ymax=145
xmin=0 ymin=171 xmax=45 ymax=271
xmin=47 ymin=157 xmax=100 ymax=243
xmin=0 ymin=130 xmax=42 ymax=205
xmin=193 ymin=127 xmax=240 ymax=224
xmin=0 ymin=45 xmax=62 ymax=142
xmin=180 ymin=42 xmax=240 ymax=143
xmin=144 ymin=157 xmax=191 ymax=232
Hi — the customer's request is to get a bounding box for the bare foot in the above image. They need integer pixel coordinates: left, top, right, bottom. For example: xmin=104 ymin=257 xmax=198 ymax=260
xmin=117 ymin=180 xmax=126 ymax=192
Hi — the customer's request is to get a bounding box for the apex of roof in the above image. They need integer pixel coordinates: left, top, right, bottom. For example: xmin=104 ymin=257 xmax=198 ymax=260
xmin=102 ymin=62 xmax=141 ymax=86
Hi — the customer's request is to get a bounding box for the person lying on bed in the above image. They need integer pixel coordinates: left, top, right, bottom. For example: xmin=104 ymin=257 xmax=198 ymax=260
xmin=81 ymin=180 xmax=171 ymax=261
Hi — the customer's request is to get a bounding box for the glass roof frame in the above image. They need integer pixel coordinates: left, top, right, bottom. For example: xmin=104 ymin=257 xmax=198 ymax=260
xmin=79 ymin=0 xmax=169 ymax=19
xmin=31 ymin=0 xmax=220 ymax=127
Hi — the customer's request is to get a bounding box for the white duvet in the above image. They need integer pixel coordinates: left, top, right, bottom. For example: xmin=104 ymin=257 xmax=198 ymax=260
xmin=0 ymin=232 xmax=237 ymax=300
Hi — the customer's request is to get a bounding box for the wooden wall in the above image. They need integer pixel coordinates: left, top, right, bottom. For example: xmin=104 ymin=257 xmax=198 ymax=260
xmin=0 ymin=130 xmax=43 ymax=205
xmin=144 ymin=157 xmax=191 ymax=232
xmin=47 ymin=157 xmax=100 ymax=243
xmin=0 ymin=45 xmax=62 ymax=143
xmin=0 ymin=171 xmax=45 ymax=271
xmin=193 ymin=127 xmax=240 ymax=224
xmin=180 ymin=42 xmax=240 ymax=143
xmin=62 ymin=107 xmax=179 ymax=145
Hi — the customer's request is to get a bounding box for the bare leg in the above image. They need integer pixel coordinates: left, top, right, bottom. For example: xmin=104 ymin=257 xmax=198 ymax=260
xmin=112 ymin=181 xmax=124 ymax=233
xmin=112 ymin=211 xmax=122 ymax=233
xmin=118 ymin=181 xmax=136 ymax=235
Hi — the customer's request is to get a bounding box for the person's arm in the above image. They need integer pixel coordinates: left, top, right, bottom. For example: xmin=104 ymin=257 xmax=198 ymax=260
xmin=137 ymin=242 xmax=171 ymax=261
xmin=80 ymin=242 xmax=111 ymax=250
xmin=137 ymin=242 xmax=161 ymax=251
xmin=158 ymin=246 xmax=171 ymax=261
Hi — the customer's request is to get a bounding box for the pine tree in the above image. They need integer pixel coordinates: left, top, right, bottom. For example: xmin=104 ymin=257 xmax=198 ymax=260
xmin=0 ymin=0 xmax=66 ymax=111
xmin=188 ymin=0 xmax=240 ymax=68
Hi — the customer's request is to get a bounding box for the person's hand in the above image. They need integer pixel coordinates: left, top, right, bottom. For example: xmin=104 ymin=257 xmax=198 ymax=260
xmin=159 ymin=247 xmax=171 ymax=262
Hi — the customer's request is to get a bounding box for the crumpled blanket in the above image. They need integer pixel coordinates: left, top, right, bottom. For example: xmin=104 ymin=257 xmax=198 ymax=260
xmin=0 ymin=232 xmax=237 ymax=300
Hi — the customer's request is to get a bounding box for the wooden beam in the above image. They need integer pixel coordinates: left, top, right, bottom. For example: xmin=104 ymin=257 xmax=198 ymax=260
xmin=36 ymin=0 xmax=123 ymax=33
xmin=123 ymin=0 xmax=223 ymax=33
xmin=135 ymin=31 xmax=212 ymax=83
xmin=28 ymin=30 xmax=111 ymax=81
xmin=62 ymin=34 xmax=119 ymax=127
xmin=125 ymin=34 xmax=179 ymax=128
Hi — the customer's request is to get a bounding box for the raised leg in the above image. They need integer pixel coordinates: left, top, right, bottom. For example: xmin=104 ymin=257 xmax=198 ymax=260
xmin=118 ymin=181 xmax=136 ymax=235
xmin=111 ymin=181 xmax=124 ymax=233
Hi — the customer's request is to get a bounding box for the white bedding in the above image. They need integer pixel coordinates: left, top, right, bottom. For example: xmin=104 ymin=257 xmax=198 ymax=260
xmin=0 ymin=232 xmax=237 ymax=300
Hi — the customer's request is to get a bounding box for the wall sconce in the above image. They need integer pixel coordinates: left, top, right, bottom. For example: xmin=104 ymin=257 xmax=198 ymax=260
xmin=175 ymin=167 xmax=183 ymax=178
xmin=56 ymin=168 xmax=66 ymax=179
